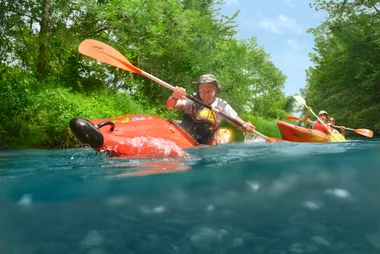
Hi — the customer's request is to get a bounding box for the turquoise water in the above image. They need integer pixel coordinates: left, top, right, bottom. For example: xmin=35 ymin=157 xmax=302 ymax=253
xmin=0 ymin=140 xmax=380 ymax=254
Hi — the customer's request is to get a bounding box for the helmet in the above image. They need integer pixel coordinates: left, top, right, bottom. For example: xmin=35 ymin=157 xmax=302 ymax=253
xmin=193 ymin=74 xmax=222 ymax=92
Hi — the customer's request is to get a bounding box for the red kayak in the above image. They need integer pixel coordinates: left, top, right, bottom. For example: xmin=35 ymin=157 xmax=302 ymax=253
xmin=277 ymin=121 xmax=329 ymax=142
xmin=277 ymin=121 xmax=347 ymax=142
xmin=70 ymin=115 xmax=232 ymax=157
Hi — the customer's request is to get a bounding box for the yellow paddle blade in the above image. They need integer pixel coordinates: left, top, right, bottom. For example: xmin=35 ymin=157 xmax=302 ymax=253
xmin=293 ymin=95 xmax=307 ymax=107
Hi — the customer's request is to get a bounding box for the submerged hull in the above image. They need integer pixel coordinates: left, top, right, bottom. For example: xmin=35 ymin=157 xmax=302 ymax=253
xmin=70 ymin=115 xmax=199 ymax=157
xmin=277 ymin=121 xmax=346 ymax=143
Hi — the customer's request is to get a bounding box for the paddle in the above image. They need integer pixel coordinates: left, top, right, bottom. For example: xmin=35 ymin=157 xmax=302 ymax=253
xmin=293 ymin=95 xmax=340 ymax=141
xmin=332 ymin=126 xmax=373 ymax=138
xmin=285 ymin=115 xmax=373 ymax=138
xmin=285 ymin=115 xmax=302 ymax=121
xmin=247 ymin=130 xmax=282 ymax=143
xmin=78 ymin=39 xmax=282 ymax=143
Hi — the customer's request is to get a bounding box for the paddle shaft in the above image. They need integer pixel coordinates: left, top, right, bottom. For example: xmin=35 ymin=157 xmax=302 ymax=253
xmin=293 ymin=96 xmax=340 ymax=141
xmin=144 ymin=70 xmax=273 ymax=139
xmin=332 ymin=125 xmax=352 ymax=131
xmin=142 ymin=71 xmax=244 ymax=128
xmin=288 ymin=116 xmax=346 ymax=130
xmin=310 ymin=112 xmax=341 ymax=140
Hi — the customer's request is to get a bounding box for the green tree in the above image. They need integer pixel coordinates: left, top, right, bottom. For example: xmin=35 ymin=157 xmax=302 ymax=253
xmin=305 ymin=0 xmax=380 ymax=134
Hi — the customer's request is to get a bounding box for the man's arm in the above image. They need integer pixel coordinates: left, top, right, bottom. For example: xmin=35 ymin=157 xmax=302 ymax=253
xmin=222 ymin=103 xmax=255 ymax=132
xmin=166 ymin=96 xmax=185 ymax=110
xmin=340 ymin=126 xmax=345 ymax=137
xmin=302 ymin=107 xmax=312 ymax=125
xmin=231 ymin=116 xmax=255 ymax=132
xmin=166 ymin=86 xmax=186 ymax=110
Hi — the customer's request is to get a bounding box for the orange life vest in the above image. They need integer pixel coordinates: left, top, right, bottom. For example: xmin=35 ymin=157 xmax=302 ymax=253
xmin=314 ymin=121 xmax=329 ymax=135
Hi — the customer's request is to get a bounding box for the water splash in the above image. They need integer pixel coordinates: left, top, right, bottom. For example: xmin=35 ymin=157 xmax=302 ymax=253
xmin=100 ymin=136 xmax=187 ymax=157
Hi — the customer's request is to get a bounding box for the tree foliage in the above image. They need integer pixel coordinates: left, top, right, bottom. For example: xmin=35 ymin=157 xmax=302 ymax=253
xmin=0 ymin=0 xmax=288 ymax=147
xmin=305 ymin=0 xmax=380 ymax=134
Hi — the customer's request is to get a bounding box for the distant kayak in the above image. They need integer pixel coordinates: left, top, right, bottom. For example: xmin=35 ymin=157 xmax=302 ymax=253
xmin=277 ymin=121 xmax=346 ymax=143
xmin=69 ymin=115 xmax=232 ymax=157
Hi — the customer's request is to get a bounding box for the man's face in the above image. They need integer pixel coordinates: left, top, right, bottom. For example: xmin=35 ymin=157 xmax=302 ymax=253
xmin=199 ymin=83 xmax=217 ymax=104
xmin=319 ymin=113 xmax=328 ymax=122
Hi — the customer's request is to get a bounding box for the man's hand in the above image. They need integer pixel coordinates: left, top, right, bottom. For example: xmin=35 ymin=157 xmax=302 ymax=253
xmin=243 ymin=121 xmax=255 ymax=132
xmin=172 ymin=86 xmax=186 ymax=100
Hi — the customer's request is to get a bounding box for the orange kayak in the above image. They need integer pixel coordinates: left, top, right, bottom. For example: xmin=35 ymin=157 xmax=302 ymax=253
xmin=70 ymin=115 xmax=233 ymax=157
xmin=277 ymin=121 xmax=329 ymax=142
xmin=69 ymin=115 xmax=198 ymax=157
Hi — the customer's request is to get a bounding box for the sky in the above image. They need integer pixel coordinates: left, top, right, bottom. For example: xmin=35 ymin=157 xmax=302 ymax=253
xmin=218 ymin=0 xmax=328 ymax=96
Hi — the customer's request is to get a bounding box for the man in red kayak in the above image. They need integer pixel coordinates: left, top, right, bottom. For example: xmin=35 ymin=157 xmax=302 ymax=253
xmin=166 ymin=74 xmax=255 ymax=145
xmin=302 ymin=108 xmax=330 ymax=135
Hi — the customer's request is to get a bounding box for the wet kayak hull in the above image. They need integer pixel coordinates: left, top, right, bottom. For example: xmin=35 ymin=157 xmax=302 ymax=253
xmin=277 ymin=121 xmax=346 ymax=142
xmin=70 ymin=115 xmax=233 ymax=157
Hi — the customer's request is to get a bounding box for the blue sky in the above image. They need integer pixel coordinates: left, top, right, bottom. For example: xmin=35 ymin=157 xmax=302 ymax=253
xmin=218 ymin=0 xmax=327 ymax=96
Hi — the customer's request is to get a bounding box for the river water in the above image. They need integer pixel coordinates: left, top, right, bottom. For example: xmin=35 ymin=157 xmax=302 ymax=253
xmin=0 ymin=139 xmax=379 ymax=254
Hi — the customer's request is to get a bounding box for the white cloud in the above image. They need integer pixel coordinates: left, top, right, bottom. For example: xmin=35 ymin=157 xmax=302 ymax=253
xmin=257 ymin=15 xmax=303 ymax=34
xmin=240 ymin=14 xmax=252 ymax=27
xmin=288 ymin=39 xmax=301 ymax=49
xmin=285 ymin=0 xmax=295 ymax=8
xmin=224 ymin=0 xmax=240 ymax=6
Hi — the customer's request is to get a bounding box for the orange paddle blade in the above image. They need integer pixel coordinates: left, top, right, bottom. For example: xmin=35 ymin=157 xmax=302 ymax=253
xmin=265 ymin=137 xmax=283 ymax=142
xmin=334 ymin=125 xmax=374 ymax=138
xmin=354 ymin=129 xmax=373 ymax=138
xmin=286 ymin=115 xmax=301 ymax=121
xmin=78 ymin=39 xmax=142 ymax=73
xmin=250 ymin=130 xmax=283 ymax=143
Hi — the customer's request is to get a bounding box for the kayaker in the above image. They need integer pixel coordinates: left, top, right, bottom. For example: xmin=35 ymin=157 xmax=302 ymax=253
xmin=302 ymin=107 xmax=330 ymax=135
xmin=328 ymin=117 xmax=345 ymax=137
xmin=166 ymin=74 xmax=255 ymax=145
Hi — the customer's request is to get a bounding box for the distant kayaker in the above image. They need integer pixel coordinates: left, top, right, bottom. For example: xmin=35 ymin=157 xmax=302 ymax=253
xmin=302 ymin=107 xmax=330 ymax=135
xmin=166 ymin=74 xmax=255 ymax=145
xmin=328 ymin=117 xmax=345 ymax=137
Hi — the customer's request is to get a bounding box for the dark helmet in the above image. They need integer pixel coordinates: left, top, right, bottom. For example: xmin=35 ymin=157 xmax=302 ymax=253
xmin=193 ymin=74 xmax=222 ymax=92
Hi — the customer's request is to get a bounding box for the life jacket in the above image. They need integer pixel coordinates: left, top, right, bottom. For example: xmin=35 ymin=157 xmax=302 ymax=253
xmin=179 ymin=93 xmax=228 ymax=144
xmin=314 ymin=120 xmax=329 ymax=134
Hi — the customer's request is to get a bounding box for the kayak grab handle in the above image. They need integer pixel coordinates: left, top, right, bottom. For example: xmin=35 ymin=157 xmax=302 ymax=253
xmin=97 ymin=121 xmax=115 ymax=131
